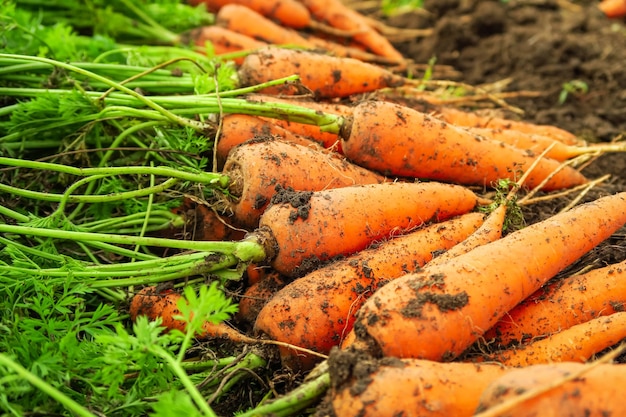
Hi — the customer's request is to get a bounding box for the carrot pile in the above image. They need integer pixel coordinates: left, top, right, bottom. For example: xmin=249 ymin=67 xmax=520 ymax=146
xmin=120 ymin=1 xmax=626 ymax=415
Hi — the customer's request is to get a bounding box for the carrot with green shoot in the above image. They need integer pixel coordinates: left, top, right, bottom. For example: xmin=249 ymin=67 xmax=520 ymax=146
xmin=254 ymin=211 xmax=487 ymax=370
xmin=350 ymin=191 xmax=626 ymax=361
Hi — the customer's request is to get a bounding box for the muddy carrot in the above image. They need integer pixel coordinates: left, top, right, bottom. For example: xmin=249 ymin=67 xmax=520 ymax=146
xmin=351 ymin=191 xmax=626 ymax=361
xmin=475 ymin=362 xmax=626 ymax=416
xmin=215 ymin=114 xmax=324 ymax=169
xmin=300 ymin=0 xmax=405 ymax=62
xmin=434 ymin=106 xmax=582 ymax=145
xmin=483 ymin=258 xmax=626 ymax=346
xmin=129 ymin=285 xmax=253 ymax=342
xmin=236 ymin=271 xmax=289 ymax=327
xmin=237 ymin=46 xmax=407 ymax=98
xmin=481 ymin=312 xmax=626 ymax=366
xmin=258 ymin=181 xmax=479 ymax=277
xmin=330 ymin=351 xmax=510 ymax=417
xmin=188 ymin=26 xmax=266 ymax=64
xmin=221 ymin=139 xmax=385 ymax=229
xmin=339 ymin=100 xmax=588 ymax=191
xmin=254 ymin=212 xmax=486 ymax=370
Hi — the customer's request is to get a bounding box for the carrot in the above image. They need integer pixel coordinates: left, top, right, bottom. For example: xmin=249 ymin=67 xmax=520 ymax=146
xmin=236 ymin=271 xmax=289 ymax=327
xmin=434 ymin=106 xmax=582 ymax=145
xmin=483 ymin=258 xmax=626 ymax=346
xmin=599 ymin=0 xmax=626 ymax=18
xmin=172 ymin=197 xmax=247 ymax=242
xmin=299 ymin=0 xmax=405 ymax=62
xmin=351 ymin=191 xmax=626 ymax=361
xmin=480 ymin=312 xmax=626 ymax=367
xmin=339 ymin=100 xmax=588 ymax=191
xmin=330 ymin=352 xmax=510 ymax=417
xmin=215 ymin=4 xmax=315 ymax=47
xmin=188 ymin=0 xmax=312 ymax=29
xmin=254 ymin=212 xmax=486 ymax=370
xmin=465 ymin=127 xmax=626 ymax=162
xmin=129 ymin=285 xmax=252 ymax=343
xmin=188 ymin=26 xmax=266 ymax=64
xmin=215 ymin=114 xmax=324 ymax=169
xmin=257 ymin=181 xmax=479 ymax=277
xmin=475 ymin=362 xmax=626 ymax=416
xmin=221 ymin=139 xmax=385 ymax=229
xmin=237 ymin=46 xmax=407 ymax=99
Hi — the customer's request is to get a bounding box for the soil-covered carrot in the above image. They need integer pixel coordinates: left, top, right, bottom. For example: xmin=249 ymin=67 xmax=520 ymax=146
xmin=299 ymin=0 xmax=405 ymax=62
xmin=258 ymin=181 xmax=479 ymax=277
xmin=189 ymin=0 xmax=312 ymax=29
xmin=188 ymin=26 xmax=266 ymax=64
xmin=236 ymin=271 xmax=289 ymax=327
xmin=475 ymin=362 xmax=626 ymax=416
xmin=351 ymin=191 xmax=626 ymax=361
xmin=254 ymin=212 xmax=486 ymax=370
xmin=215 ymin=114 xmax=324 ymax=169
xmin=129 ymin=285 xmax=252 ymax=342
xmin=237 ymin=46 xmax=407 ymax=98
xmin=434 ymin=106 xmax=582 ymax=145
xmin=339 ymin=100 xmax=588 ymax=191
xmin=599 ymin=0 xmax=626 ymax=18
xmin=221 ymin=139 xmax=385 ymax=229
xmin=483 ymin=258 xmax=626 ymax=346
xmin=481 ymin=312 xmax=626 ymax=367
xmin=329 ymin=351 xmax=510 ymax=417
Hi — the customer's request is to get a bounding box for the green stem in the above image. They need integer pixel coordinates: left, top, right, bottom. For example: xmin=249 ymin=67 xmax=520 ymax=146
xmin=0 ymin=204 xmax=31 ymax=223
xmin=238 ymin=372 xmax=331 ymax=417
xmin=0 ymin=354 xmax=97 ymax=417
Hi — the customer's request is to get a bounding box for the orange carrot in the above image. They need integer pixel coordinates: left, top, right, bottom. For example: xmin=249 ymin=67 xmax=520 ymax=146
xmin=484 ymin=258 xmax=626 ymax=346
xmin=299 ymin=0 xmax=405 ymax=62
xmin=434 ymin=106 xmax=582 ymax=145
xmin=351 ymin=191 xmax=626 ymax=361
xmin=221 ymin=139 xmax=385 ymax=229
xmin=475 ymin=362 xmax=626 ymax=416
xmin=237 ymin=46 xmax=407 ymax=98
xmin=189 ymin=0 xmax=312 ymax=29
xmin=170 ymin=198 xmax=247 ymax=242
xmin=257 ymin=181 xmax=479 ymax=277
xmin=426 ymin=204 xmax=507 ymax=267
xmin=481 ymin=312 xmax=626 ymax=367
xmin=236 ymin=271 xmax=289 ymax=327
xmin=599 ymin=0 xmax=626 ymax=18
xmin=254 ymin=212 xmax=486 ymax=370
xmin=339 ymin=100 xmax=588 ymax=191
xmin=465 ymin=127 xmax=626 ymax=162
xmin=188 ymin=26 xmax=266 ymax=64
xmin=330 ymin=353 xmax=510 ymax=417
xmin=129 ymin=285 xmax=252 ymax=342
xmin=215 ymin=4 xmax=315 ymax=46
xmin=215 ymin=114 xmax=324 ymax=169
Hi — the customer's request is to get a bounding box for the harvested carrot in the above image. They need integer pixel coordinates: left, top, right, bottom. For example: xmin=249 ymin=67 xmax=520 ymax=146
xmin=351 ymin=191 xmax=626 ymax=361
xmin=434 ymin=106 xmax=582 ymax=145
xmin=465 ymin=127 xmax=626 ymax=162
xmin=254 ymin=212 xmax=486 ymax=370
xmin=189 ymin=0 xmax=312 ymax=29
xmin=215 ymin=114 xmax=324 ymax=169
xmin=330 ymin=352 xmax=510 ymax=417
xmin=188 ymin=26 xmax=266 ymax=64
xmin=427 ymin=204 xmax=507 ymax=267
xmin=339 ymin=100 xmax=588 ymax=191
xmin=299 ymin=0 xmax=405 ymax=62
xmin=257 ymin=181 xmax=479 ymax=277
xmin=129 ymin=285 xmax=252 ymax=342
xmin=481 ymin=312 xmax=626 ymax=366
xmin=484 ymin=258 xmax=626 ymax=346
xmin=236 ymin=271 xmax=289 ymax=327
xmin=221 ymin=139 xmax=385 ymax=229
xmin=171 ymin=197 xmax=246 ymax=242
xmin=237 ymin=46 xmax=407 ymax=98
xmin=599 ymin=0 xmax=626 ymax=18
xmin=475 ymin=362 xmax=626 ymax=416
